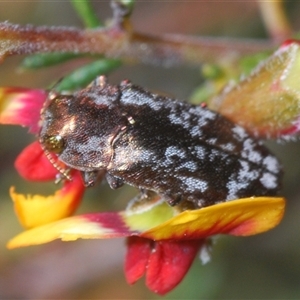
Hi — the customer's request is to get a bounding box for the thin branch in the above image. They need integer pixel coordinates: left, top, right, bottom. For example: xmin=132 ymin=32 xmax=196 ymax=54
xmin=258 ymin=0 xmax=292 ymax=41
xmin=0 ymin=22 xmax=276 ymax=68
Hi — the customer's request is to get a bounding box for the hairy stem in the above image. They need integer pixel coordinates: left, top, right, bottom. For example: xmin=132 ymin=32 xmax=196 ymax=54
xmin=0 ymin=22 xmax=276 ymax=68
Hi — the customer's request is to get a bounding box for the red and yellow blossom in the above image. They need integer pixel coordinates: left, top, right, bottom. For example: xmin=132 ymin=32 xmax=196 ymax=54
xmin=0 ymin=87 xmax=85 ymax=228
xmin=7 ymin=196 xmax=285 ymax=295
xmin=0 ymin=86 xmax=286 ymax=295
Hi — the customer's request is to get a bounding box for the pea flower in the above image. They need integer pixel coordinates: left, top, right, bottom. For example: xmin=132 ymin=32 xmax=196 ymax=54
xmin=0 ymin=87 xmax=285 ymax=295
xmin=0 ymin=87 xmax=85 ymax=227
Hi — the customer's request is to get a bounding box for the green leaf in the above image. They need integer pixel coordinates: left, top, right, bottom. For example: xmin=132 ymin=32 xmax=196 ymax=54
xmin=21 ymin=53 xmax=80 ymax=69
xmin=70 ymin=0 xmax=103 ymax=28
xmin=55 ymin=58 xmax=121 ymax=91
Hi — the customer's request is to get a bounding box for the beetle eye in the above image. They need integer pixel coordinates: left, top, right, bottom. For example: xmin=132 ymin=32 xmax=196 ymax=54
xmin=42 ymin=135 xmax=65 ymax=154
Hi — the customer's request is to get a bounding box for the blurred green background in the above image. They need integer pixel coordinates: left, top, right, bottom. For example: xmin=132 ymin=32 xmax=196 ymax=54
xmin=1 ymin=1 xmax=300 ymax=299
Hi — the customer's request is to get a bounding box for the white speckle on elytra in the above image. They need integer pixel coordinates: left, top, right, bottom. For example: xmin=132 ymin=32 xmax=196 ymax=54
xmin=189 ymin=106 xmax=216 ymax=120
xmin=160 ymin=146 xmax=187 ymax=168
xmin=165 ymin=146 xmax=186 ymax=159
xmin=168 ymin=104 xmax=217 ymax=132
xmin=179 ymin=176 xmax=208 ymax=193
xmin=121 ymin=89 xmax=163 ymax=111
xmin=194 ymin=146 xmax=206 ymax=160
xmin=232 ymin=125 xmax=248 ymax=141
xmin=241 ymin=138 xmax=262 ymax=164
xmin=168 ymin=109 xmax=193 ymax=131
xmin=207 ymin=138 xmax=217 ymax=145
xmin=168 ymin=112 xmax=183 ymax=125
xmin=238 ymin=161 xmax=259 ymax=182
xmin=190 ymin=126 xmax=202 ymax=137
xmin=246 ymin=149 xmax=262 ymax=164
xmin=220 ymin=142 xmax=235 ymax=152
xmin=209 ymin=149 xmax=226 ymax=162
xmin=226 ymin=160 xmax=259 ymax=200
xmin=175 ymin=161 xmax=198 ymax=172
xmin=260 ymin=172 xmax=277 ymax=189
xmin=226 ymin=180 xmax=240 ymax=200
xmin=263 ymin=155 xmax=280 ymax=174
xmin=85 ymin=92 xmax=116 ymax=107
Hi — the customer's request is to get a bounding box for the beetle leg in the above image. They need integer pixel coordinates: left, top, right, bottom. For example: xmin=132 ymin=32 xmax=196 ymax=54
xmin=106 ymin=173 xmax=124 ymax=189
xmin=81 ymin=170 xmax=106 ymax=187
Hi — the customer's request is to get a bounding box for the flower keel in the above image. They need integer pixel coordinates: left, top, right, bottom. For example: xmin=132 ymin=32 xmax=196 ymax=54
xmin=125 ymin=237 xmax=204 ymax=295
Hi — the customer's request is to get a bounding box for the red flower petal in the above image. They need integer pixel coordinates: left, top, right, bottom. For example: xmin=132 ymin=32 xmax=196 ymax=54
xmin=125 ymin=237 xmax=203 ymax=295
xmin=15 ymin=141 xmax=61 ymax=181
xmin=0 ymin=87 xmax=46 ymax=133
xmin=125 ymin=237 xmax=152 ymax=285
xmin=145 ymin=239 xmax=203 ymax=295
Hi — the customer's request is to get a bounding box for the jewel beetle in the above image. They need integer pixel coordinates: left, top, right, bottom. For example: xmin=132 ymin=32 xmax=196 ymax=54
xmin=39 ymin=76 xmax=282 ymax=208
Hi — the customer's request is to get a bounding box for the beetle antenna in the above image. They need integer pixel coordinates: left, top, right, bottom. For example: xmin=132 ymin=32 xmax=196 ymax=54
xmin=40 ymin=142 xmax=72 ymax=182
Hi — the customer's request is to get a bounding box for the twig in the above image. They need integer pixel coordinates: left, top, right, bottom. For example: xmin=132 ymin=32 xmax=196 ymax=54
xmin=0 ymin=22 xmax=276 ymax=68
xmin=258 ymin=0 xmax=292 ymax=41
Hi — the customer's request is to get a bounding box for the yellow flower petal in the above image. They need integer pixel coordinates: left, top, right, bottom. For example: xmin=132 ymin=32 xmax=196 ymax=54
xmin=7 ymin=197 xmax=175 ymax=249
xmin=10 ymin=172 xmax=85 ymax=228
xmin=142 ymin=197 xmax=285 ymax=240
xmin=7 ymin=197 xmax=285 ymax=249
xmin=7 ymin=213 xmax=129 ymax=249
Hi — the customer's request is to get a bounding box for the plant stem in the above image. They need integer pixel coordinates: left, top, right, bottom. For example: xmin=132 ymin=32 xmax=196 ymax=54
xmin=258 ymin=0 xmax=292 ymax=41
xmin=0 ymin=22 xmax=276 ymax=68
